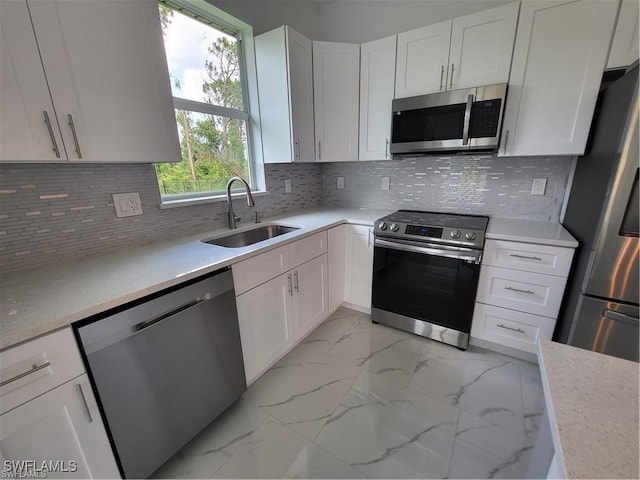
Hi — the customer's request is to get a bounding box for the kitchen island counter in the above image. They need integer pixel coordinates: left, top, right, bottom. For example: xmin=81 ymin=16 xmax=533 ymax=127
xmin=537 ymin=340 xmax=639 ymax=479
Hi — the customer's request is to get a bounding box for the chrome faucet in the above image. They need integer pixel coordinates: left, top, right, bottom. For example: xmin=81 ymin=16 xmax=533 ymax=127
xmin=226 ymin=176 xmax=255 ymax=229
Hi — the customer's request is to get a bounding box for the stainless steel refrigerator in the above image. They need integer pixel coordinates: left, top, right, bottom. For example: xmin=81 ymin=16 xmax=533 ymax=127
xmin=558 ymin=63 xmax=639 ymax=362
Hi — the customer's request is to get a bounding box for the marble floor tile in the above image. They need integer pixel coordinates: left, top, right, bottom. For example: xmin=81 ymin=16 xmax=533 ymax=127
xmin=154 ymin=308 xmax=544 ymax=479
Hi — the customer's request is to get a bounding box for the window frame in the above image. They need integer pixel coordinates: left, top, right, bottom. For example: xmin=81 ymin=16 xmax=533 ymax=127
xmin=156 ymin=0 xmax=265 ymax=206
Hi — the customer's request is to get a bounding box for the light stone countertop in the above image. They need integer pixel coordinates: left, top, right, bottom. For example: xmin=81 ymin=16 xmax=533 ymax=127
xmin=486 ymin=217 xmax=579 ymax=247
xmin=537 ymin=340 xmax=639 ymax=479
xmin=0 ymin=208 xmax=576 ymax=351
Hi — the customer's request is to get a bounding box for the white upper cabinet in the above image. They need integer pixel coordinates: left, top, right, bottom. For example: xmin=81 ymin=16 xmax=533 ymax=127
xmin=607 ymin=0 xmax=640 ymax=69
xmin=448 ymin=2 xmax=519 ymax=91
xmin=395 ymin=2 xmax=518 ymax=98
xmin=500 ymin=0 xmax=619 ymax=157
xmin=255 ymin=26 xmax=315 ymax=163
xmin=359 ymin=35 xmax=397 ymax=161
xmin=313 ymin=41 xmax=360 ymax=162
xmin=395 ymin=20 xmax=452 ymax=98
xmin=0 ymin=0 xmax=180 ymax=163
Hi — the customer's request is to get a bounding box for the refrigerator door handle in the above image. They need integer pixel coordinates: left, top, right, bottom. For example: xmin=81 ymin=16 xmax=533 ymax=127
xmin=603 ymin=309 xmax=639 ymax=325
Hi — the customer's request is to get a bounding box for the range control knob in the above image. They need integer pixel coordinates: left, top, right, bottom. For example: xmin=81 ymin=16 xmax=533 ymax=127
xmin=450 ymin=229 xmax=461 ymax=239
xmin=390 ymin=223 xmax=399 ymax=232
xmin=378 ymin=222 xmax=388 ymax=230
xmin=465 ymin=231 xmax=477 ymax=241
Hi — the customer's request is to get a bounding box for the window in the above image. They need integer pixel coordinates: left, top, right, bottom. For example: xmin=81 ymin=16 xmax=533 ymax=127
xmin=155 ymin=1 xmax=261 ymax=203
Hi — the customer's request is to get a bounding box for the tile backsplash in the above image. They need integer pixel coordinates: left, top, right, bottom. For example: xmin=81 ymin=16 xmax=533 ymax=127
xmin=1 ymin=155 xmax=573 ymax=273
xmin=0 ymin=163 xmax=321 ymax=272
xmin=322 ymin=155 xmax=573 ymax=221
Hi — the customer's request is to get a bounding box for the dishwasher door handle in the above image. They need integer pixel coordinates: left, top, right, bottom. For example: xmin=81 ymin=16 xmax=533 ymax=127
xmin=134 ymin=298 xmax=207 ymax=332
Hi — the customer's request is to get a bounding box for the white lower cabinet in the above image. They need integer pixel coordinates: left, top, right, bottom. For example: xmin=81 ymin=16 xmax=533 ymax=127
xmin=233 ymin=232 xmax=329 ymax=384
xmin=327 ymin=225 xmax=345 ymax=313
xmin=343 ymin=224 xmax=374 ymax=312
xmin=471 ymin=239 xmax=575 ymax=357
xmin=0 ymin=328 xmax=119 ymax=479
xmin=0 ymin=374 xmax=119 ymax=479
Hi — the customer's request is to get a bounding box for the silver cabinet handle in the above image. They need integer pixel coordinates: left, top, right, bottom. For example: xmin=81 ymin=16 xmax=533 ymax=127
xmin=43 ymin=111 xmax=61 ymax=158
xmin=287 ymin=274 xmax=293 ymax=296
xmin=497 ymin=323 xmax=525 ymax=334
xmin=504 ymin=286 xmax=535 ymax=295
xmin=0 ymin=362 xmax=51 ymax=387
xmin=317 ymin=141 xmax=321 ymax=161
xmin=462 ymin=94 xmax=473 ymax=145
xmin=502 ymin=129 xmax=510 ymax=155
xmin=385 ymin=138 xmax=390 ymax=159
xmin=76 ymin=383 xmax=93 ymax=423
xmin=368 ymin=229 xmax=372 ymax=247
xmin=449 ymin=63 xmax=455 ymax=89
xmin=294 ymin=139 xmax=300 ymax=160
xmin=510 ymin=254 xmax=542 ymax=261
xmin=293 ymin=271 xmax=299 ymax=292
xmin=67 ymin=114 xmax=82 ymax=159
xmin=439 ymin=65 xmax=445 ymax=90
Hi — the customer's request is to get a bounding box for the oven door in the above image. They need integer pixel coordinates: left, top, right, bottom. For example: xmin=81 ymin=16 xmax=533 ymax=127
xmin=372 ymin=238 xmax=481 ymax=334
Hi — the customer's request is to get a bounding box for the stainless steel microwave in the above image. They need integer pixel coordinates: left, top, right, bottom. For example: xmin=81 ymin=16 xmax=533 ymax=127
xmin=390 ymin=83 xmax=507 ymax=155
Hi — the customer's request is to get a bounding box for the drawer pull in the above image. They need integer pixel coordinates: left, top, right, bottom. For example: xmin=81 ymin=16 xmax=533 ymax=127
xmin=510 ymin=254 xmax=542 ymax=261
xmin=0 ymin=362 xmax=51 ymax=387
xmin=76 ymin=384 xmax=93 ymax=423
xmin=497 ymin=323 xmax=526 ymax=334
xmin=504 ymin=286 xmax=535 ymax=295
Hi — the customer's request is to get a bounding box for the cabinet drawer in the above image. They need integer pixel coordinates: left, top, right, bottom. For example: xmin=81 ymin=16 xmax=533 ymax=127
xmin=483 ymin=239 xmax=574 ymax=277
xmin=232 ymin=245 xmax=290 ymax=295
xmin=476 ymin=266 xmax=568 ymax=318
xmin=0 ymin=328 xmax=84 ymax=414
xmin=471 ymin=303 xmax=556 ymax=354
xmin=289 ymin=231 xmax=327 ymax=267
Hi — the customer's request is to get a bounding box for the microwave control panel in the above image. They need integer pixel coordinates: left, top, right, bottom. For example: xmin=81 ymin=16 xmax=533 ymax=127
xmin=470 ymin=99 xmax=502 ymax=138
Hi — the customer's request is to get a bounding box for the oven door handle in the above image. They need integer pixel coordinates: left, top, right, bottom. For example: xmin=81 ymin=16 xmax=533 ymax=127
xmin=374 ymin=238 xmax=482 ymax=263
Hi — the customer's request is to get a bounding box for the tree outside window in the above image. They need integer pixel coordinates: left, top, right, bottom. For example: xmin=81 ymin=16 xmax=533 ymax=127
xmin=155 ymin=4 xmax=252 ymax=200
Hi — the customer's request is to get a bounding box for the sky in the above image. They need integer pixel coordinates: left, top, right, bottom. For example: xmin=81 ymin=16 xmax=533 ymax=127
xmin=161 ymin=7 xmax=233 ymax=104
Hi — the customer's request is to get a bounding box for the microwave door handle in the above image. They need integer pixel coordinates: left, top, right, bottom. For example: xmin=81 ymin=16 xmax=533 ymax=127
xmin=462 ymin=94 xmax=473 ymax=145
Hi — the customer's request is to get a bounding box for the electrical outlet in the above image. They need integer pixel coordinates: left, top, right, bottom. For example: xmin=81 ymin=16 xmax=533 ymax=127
xmin=337 ymin=177 xmax=344 ymax=190
xmin=381 ymin=177 xmax=390 ymax=190
xmin=113 ymin=192 xmax=143 ymax=218
xmin=531 ymin=178 xmax=547 ymax=196
xmin=284 ymin=179 xmax=292 ymax=193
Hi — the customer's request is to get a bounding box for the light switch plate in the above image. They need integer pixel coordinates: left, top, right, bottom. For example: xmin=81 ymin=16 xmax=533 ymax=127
xmin=337 ymin=177 xmax=344 ymax=190
xmin=531 ymin=178 xmax=547 ymax=196
xmin=284 ymin=179 xmax=292 ymax=193
xmin=113 ymin=192 xmax=143 ymax=217
xmin=381 ymin=177 xmax=390 ymax=190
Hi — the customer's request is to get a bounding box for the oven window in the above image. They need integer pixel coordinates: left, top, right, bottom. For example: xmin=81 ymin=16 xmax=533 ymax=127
xmin=372 ymin=246 xmax=480 ymax=333
xmin=392 ymin=103 xmax=466 ymax=143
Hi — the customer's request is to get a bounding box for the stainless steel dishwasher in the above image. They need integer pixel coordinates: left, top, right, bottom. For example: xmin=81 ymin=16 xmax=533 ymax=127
xmin=76 ymin=268 xmax=246 ymax=479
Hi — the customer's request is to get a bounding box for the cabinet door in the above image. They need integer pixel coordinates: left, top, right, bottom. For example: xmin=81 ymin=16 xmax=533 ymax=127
xmin=292 ymin=255 xmax=329 ymax=340
xmin=359 ymin=35 xmax=397 ymax=161
xmin=0 ymin=374 xmax=120 ymax=479
xmin=0 ymin=1 xmax=65 ymax=162
xmin=27 ymin=0 xmax=180 ymax=163
xmin=288 ymin=27 xmax=316 ymax=162
xmin=607 ymin=0 xmax=640 ymax=69
xmin=500 ymin=0 xmax=618 ymax=156
xmin=395 ymin=20 xmax=452 ymax=98
xmin=256 ymin=26 xmax=314 ymax=163
xmin=344 ymin=225 xmax=374 ymax=310
xmin=236 ymin=274 xmax=295 ymax=384
xmin=328 ymin=225 xmax=345 ymax=313
xmin=313 ymin=41 xmax=360 ymax=162
xmin=448 ymin=2 xmax=519 ymax=90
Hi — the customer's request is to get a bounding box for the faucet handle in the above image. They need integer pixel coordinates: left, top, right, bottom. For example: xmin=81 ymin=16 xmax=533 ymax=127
xmin=254 ymin=211 xmax=261 ymax=223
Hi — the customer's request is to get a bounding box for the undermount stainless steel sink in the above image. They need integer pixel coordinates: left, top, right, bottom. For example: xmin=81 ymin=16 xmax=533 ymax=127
xmin=203 ymin=224 xmax=299 ymax=248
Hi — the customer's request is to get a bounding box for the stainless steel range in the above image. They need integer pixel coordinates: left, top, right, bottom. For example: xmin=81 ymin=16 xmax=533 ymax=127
xmin=371 ymin=210 xmax=489 ymax=349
